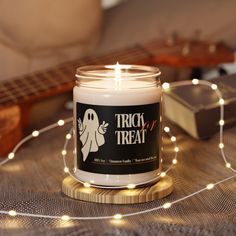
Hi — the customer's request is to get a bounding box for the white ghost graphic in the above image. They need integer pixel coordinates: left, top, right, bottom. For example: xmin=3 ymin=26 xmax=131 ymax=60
xmin=78 ymin=109 xmax=108 ymax=161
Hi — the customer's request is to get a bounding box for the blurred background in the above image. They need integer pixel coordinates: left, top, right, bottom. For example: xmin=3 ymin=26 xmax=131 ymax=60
xmin=1 ymin=0 xmax=236 ymax=81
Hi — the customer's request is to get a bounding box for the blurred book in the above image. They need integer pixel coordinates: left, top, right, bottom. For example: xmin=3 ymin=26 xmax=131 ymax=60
xmin=163 ymin=74 xmax=236 ymax=139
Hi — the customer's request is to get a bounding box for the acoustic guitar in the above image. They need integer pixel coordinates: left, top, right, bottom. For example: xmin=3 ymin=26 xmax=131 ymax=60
xmin=0 ymin=38 xmax=234 ymax=156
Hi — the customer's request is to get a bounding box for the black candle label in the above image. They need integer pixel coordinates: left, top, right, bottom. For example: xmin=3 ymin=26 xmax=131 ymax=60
xmin=76 ymin=102 xmax=160 ymax=174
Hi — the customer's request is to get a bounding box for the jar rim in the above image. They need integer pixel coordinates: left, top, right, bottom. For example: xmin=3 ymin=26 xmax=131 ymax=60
xmin=76 ymin=64 xmax=161 ymax=81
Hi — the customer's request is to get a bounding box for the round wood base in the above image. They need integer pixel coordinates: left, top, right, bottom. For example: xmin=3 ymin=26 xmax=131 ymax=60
xmin=62 ymin=175 xmax=173 ymax=204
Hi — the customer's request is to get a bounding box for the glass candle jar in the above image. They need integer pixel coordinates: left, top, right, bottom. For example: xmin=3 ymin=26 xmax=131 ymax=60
xmin=73 ymin=64 xmax=162 ymax=186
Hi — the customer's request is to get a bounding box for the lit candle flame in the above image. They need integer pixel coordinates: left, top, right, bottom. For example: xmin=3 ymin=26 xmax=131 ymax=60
xmin=114 ymin=62 xmax=121 ymax=90
xmin=115 ymin=62 xmax=121 ymax=80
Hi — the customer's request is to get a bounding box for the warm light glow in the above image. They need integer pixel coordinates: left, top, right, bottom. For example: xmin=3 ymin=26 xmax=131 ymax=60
xmin=66 ymin=134 xmax=72 ymax=140
xmin=162 ymin=82 xmax=170 ymax=90
xmin=226 ymin=163 xmax=231 ymax=168
xmin=211 ymin=84 xmax=218 ymax=90
xmin=64 ymin=167 xmax=69 ymax=173
xmin=58 ymin=120 xmax=65 ymax=126
xmin=61 ymin=150 xmax=67 ymax=156
xmin=32 ymin=130 xmax=39 ymax=137
xmin=115 ymin=62 xmax=121 ymax=80
xmin=61 ymin=215 xmax=70 ymax=221
xmin=171 ymin=136 xmax=176 ymax=142
xmin=110 ymin=218 xmax=126 ymax=226
xmin=164 ymin=126 xmax=170 ymax=133
xmin=163 ymin=202 xmax=172 ymax=209
xmin=206 ymin=183 xmax=214 ymax=190
xmin=105 ymin=64 xmax=131 ymax=70
xmin=174 ymin=147 xmax=179 ymax=152
xmin=8 ymin=152 xmax=15 ymax=160
xmin=219 ymin=99 xmax=224 ymax=105
xmin=219 ymin=120 xmax=224 ymax=126
xmin=192 ymin=79 xmax=199 ymax=85
xmin=113 ymin=214 xmax=123 ymax=220
xmin=8 ymin=210 xmax=17 ymax=216
xmin=160 ymin=172 xmax=166 ymax=177
xmin=114 ymin=62 xmax=122 ymax=89
xmin=172 ymin=159 xmax=177 ymax=165
xmin=127 ymin=184 xmax=136 ymax=189
xmin=219 ymin=143 xmax=224 ymax=149
xmin=83 ymin=182 xmax=91 ymax=188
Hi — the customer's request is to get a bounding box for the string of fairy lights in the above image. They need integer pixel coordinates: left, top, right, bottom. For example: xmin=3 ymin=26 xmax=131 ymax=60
xmin=0 ymin=79 xmax=235 ymax=222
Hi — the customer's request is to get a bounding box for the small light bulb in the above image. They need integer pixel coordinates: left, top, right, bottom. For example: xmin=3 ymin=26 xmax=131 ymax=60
xmin=219 ymin=120 xmax=224 ymax=126
xmin=162 ymin=82 xmax=170 ymax=90
xmin=58 ymin=120 xmax=65 ymax=126
xmin=64 ymin=167 xmax=69 ymax=173
xmin=164 ymin=126 xmax=170 ymax=133
xmin=127 ymin=184 xmax=136 ymax=189
xmin=66 ymin=134 xmax=72 ymax=140
xmin=160 ymin=172 xmax=166 ymax=178
xmin=83 ymin=182 xmax=91 ymax=188
xmin=32 ymin=130 xmax=39 ymax=137
xmin=174 ymin=147 xmax=179 ymax=152
xmin=61 ymin=150 xmax=67 ymax=156
xmin=219 ymin=143 xmax=224 ymax=149
xmin=211 ymin=84 xmax=218 ymax=90
xmin=172 ymin=159 xmax=177 ymax=165
xmin=113 ymin=214 xmax=122 ymax=220
xmin=8 ymin=210 xmax=17 ymax=216
xmin=163 ymin=202 xmax=172 ymax=209
xmin=206 ymin=183 xmax=214 ymax=190
xmin=160 ymin=158 xmax=163 ymax=163
xmin=171 ymin=136 xmax=176 ymax=142
xmin=226 ymin=163 xmax=231 ymax=168
xmin=219 ymin=99 xmax=224 ymax=105
xmin=8 ymin=152 xmax=15 ymax=160
xmin=192 ymin=79 xmax=199 ymax=85
xmin=61 ymin=215 xmax=70 ymax=221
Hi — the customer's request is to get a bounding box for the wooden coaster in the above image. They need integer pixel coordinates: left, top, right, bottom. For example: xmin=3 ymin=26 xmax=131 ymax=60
xmin=62 ymin=175 xmax=173 ymax=204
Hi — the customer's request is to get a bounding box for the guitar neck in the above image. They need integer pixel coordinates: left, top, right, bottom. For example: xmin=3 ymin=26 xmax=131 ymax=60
xmin=0 ymin=45 xmax=151 ymax=108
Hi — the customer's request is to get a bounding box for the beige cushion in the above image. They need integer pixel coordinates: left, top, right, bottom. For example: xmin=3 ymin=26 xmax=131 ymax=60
xmin=0 ymin=0 xmax=102 ymax=80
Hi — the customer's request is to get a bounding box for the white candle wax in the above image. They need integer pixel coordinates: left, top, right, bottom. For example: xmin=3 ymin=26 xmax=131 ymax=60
xmin=74 ymin=65 xmax=161 ymax=186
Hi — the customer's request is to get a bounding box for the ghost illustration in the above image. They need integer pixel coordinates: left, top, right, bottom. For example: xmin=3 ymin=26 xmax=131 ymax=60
xmin=78 ymin=109 xmax=109 ymax=161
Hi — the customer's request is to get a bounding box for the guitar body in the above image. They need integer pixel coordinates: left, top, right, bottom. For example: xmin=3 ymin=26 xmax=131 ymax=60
xmin=0 ymin=105 xmax=22 ymax=156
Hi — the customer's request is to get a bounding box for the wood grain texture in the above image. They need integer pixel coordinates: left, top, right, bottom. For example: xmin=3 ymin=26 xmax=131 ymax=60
xmin=62 ymin=175 xmax=173 ymax=204
xmin=0 ymin=105 xmax=22 ymax=155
